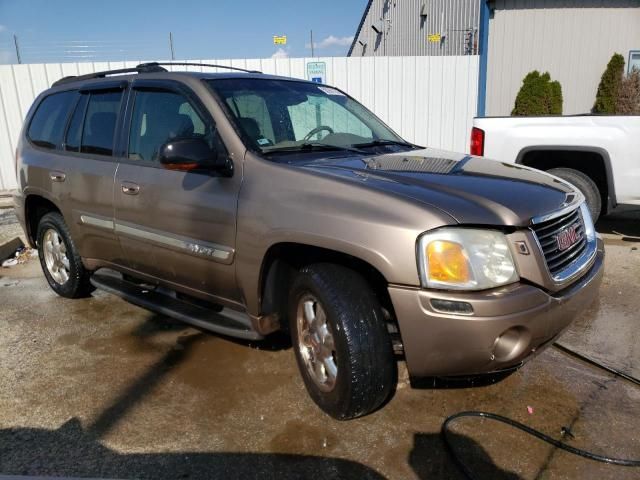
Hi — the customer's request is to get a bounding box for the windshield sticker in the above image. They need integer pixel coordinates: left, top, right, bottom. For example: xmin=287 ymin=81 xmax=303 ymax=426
xmin=257 ymin=138 xmax=271 ymax=146
xmin=318 ymin=86 xmax=345 ymax=96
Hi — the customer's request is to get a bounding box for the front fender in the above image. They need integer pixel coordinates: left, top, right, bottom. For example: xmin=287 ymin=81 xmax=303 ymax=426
xmin=235 ymin=153 xmax=454 ymax=316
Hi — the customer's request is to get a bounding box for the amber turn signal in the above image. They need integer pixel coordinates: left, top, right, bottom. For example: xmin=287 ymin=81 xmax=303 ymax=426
xmin=426 ymin=240 xmax=471 ymax=284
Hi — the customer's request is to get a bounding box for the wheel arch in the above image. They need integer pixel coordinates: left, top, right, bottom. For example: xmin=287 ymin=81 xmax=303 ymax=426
xmin=24 ymin=193 xmax=62 ymax=246
xmin=258 ymin=242 xmax=395 ymax=331
xmin=515 ymin=145 xmax=616 ymax=214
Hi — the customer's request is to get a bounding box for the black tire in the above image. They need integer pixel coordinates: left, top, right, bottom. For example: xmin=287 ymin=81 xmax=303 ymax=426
xmin=37 ymin=212 xmax=94 ymax=298
xmin=288 ymin=263 xmax=396 ymax=420
xmin=548 ymin=168 xmax=601 ymax=221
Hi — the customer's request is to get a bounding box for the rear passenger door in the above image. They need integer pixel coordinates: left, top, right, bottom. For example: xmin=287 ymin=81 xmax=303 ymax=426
xmin=113 ymin=80 xmax=242 ymax=304
xmin=54 ymin=84 xmax=125 ymax=265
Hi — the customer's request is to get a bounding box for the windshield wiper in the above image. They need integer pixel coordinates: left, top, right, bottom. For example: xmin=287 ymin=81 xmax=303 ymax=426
xmin=265 ymin=142 xmax=366 ymax=154
xmin=352 ymin=139 xmax=418 ymax=149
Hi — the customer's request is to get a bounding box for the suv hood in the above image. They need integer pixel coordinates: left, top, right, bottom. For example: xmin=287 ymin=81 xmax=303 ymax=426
xmin=298 ymin=148 xmax=577 ymax=226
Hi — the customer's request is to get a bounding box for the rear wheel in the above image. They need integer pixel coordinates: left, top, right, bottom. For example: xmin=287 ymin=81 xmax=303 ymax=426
xmin=548 ymin=168 xmax=601 ymax=221
xmin=289 ymin=263 xmax=396 ymax=419
xmin=37 ymin=212 xmax=94 ymax=298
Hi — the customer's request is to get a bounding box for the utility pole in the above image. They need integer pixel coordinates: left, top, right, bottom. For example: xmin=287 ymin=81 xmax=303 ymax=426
xmin=13 ymin=35 xmax=21 ymax=64
xmin=169 ymin=32 xmax=175 ymax=60
xmin=310 ymin=30 xmax=314 ymax=57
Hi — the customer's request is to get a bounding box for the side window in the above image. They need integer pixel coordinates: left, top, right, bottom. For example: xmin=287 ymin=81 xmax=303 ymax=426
xmin=128 ymin=89 xmax=218 ymax=162
xmin=225 ymin=94 xmax=275 ymax=145
xmin=27 ymin=91 xmax=76 ymax=149
xmin=179 ymin=102 xmax=206 ymax=135
xmin=65 ymin=94 xmax=88 ymax=152
xmin=629 ymin=50 xmax=640 ymax=74
xmin=80 ymin=91 xmax=123 ymax=156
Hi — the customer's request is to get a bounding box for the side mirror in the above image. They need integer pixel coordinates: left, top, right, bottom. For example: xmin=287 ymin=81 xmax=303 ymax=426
xmin=158 ymin=138 xmax=228 ymax=173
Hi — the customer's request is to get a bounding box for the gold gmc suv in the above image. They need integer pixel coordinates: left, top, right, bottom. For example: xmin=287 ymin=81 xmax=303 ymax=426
xmin=14 ymin=63 xmax=604 ymax=419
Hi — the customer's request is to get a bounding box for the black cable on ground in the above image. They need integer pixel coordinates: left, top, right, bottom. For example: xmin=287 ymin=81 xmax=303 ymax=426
xmin=441 ymin=343 xmax=640 ymax=479
xmin=552 ymin=342 xmax=640 ymax=387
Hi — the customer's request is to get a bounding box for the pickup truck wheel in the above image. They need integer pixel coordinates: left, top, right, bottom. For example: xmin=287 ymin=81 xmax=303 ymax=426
xmin=37 ymin=212 xmax=94 ymax=298
xmin=289 ymin=263 xmax=396 ymax=419
xmin=548 ymin=168 xmax=601 ymax=221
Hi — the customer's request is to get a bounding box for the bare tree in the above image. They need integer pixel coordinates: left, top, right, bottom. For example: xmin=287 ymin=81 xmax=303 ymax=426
xmin=616 ymin=69 xmax=640 ymax=115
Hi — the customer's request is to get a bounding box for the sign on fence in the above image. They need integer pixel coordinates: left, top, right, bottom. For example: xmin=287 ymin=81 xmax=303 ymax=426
xmin=306 ymin=62 xmax=326 ymax=83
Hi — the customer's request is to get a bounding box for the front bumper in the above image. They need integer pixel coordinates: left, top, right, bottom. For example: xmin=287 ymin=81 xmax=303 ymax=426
xmin=389 ymin=238 xmax=604 ymax=378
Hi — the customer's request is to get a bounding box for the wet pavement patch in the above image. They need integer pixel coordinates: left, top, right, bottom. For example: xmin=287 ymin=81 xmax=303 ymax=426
xmin=1 ymin=210 xmax=639 ymax=479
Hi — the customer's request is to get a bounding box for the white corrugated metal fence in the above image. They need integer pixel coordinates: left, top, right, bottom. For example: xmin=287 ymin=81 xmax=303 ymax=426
xmin=0 ymin=56 xmax=479 ymax=190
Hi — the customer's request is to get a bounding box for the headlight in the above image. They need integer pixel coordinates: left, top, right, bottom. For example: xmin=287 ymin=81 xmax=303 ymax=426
xmin=417 ymin=228 xmax=519 ymax=290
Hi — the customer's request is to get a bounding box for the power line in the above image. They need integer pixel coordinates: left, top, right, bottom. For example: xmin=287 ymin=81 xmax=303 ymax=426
xmin=1 ymin=35 xmax=169 ymax=64
xmin=19 ymin=40 xmax=158 ymax=47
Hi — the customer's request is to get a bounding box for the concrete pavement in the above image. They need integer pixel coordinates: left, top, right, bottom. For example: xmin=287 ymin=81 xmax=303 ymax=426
xmin=0 ymin=209 xmax=639 ymax=479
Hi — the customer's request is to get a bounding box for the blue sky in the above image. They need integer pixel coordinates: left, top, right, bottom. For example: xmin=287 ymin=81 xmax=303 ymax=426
xmin=0 ymin=0 xmax=367 ymax=64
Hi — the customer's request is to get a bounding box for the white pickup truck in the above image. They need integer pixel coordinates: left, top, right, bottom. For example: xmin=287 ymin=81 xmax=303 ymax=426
xmin=472 ymin=116 xmax=640 ymax=221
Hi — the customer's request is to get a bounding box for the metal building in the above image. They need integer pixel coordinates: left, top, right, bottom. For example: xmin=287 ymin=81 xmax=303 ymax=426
xmin=486 ymin=0 xmax=640 ymax=115
xmin=348 ymin=0 xmax=482 ymax=57
xmin=349 ymin=0 xmax=640 ymax=116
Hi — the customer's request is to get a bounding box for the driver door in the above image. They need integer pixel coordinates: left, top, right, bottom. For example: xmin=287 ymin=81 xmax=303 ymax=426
xmin=113 ymin=79 xmax=242 ymax=303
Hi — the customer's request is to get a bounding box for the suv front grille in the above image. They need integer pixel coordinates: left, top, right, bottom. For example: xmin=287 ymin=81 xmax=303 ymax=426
xmin=531 ymin=208 xmax=587 ymax=275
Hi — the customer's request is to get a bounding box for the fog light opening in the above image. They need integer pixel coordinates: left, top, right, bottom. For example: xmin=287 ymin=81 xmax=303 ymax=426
xmin=492 ymin=327 xmax=531 ymax=362
xmin=430 ymin=299 xmax=474 ymax=315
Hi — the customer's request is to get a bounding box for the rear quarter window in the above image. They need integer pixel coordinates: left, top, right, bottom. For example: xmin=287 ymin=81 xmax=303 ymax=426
xmin=27 ymin=91 xmax=76 ymax=149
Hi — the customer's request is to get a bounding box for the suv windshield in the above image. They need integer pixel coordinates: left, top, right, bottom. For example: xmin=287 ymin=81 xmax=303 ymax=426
xmin=206 ymin=78 xmax=414 ymax=156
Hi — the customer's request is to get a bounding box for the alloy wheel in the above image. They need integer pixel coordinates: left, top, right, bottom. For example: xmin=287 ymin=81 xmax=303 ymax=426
xmin=42 ymin=228 xmax=70 ymax=285
xmin=296 ymin=293 xmax=338 ymax=392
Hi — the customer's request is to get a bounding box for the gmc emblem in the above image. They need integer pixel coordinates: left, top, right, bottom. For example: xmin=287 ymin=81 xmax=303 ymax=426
xmin=556 ymin=223 xmax=581 ymax=251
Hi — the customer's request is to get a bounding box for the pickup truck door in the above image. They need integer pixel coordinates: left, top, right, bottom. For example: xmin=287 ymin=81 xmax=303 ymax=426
xmin=113 ymin=80 xmax=242 ymax=305
xmin=615 ymin=117 xmax=640 ymax=204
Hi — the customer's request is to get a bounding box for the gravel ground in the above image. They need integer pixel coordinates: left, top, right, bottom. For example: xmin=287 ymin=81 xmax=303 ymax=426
xmin=0 ymin=208 xmax=639 ymax=479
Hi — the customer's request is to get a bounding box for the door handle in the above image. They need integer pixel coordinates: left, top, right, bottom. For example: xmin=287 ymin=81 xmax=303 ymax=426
xmin=50 ymin=171 xmax=66 ymax=182
xmin=121 ymin=182 xmax=140 ymax=195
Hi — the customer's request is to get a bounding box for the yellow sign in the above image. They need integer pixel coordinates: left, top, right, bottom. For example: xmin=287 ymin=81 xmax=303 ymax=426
xmin=427 ymin=33 xmax=441 ymax=43
xmin=273 ymin=35 xmax=287 ymax=45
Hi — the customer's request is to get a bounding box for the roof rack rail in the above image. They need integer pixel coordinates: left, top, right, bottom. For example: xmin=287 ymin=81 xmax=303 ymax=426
xmin=138 ymin=62 xmax=262 ymax=74
xmin=51 ymin=63 xmax=167 ymax=87
xmin=51 ymin=61 xmax=262 ymax=88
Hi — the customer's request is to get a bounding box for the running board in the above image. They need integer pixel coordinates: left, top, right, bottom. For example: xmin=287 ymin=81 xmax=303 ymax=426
xmin=90 ymin=272 xmax=263 ymax=341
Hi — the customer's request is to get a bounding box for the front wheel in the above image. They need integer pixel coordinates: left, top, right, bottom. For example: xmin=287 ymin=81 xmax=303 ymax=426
xmin=289 ymin=263 xmax=396 ymax=420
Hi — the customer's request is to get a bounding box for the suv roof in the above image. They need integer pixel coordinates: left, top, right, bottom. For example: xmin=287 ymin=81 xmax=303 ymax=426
xmin=49 ymin=61 xmax=311 ymax=91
